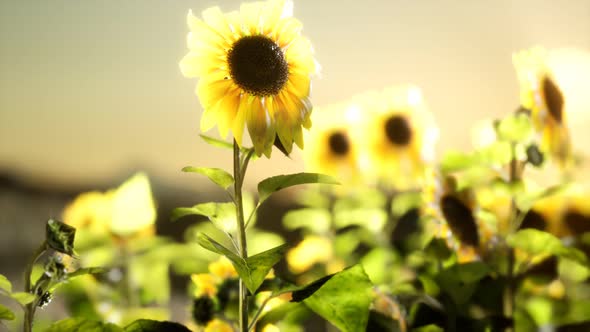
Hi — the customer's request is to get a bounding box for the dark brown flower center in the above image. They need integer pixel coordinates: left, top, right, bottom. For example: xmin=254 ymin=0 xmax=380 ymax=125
xmin=227 ymin=35 xmax=288 ymax=96
xmin=542 ymin=77 xmax=564 ymax=124
xmin=384 ymin=115 xmax=412 ymax=146
xmin=328 ymin=131 xmax=350 ymax=156
xmin=440 ymin=194 xmax=479 ymax=247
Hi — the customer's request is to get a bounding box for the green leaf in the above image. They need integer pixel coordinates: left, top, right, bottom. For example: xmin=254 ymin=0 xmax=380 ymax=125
xmin=46 ymin=219 xmax=76 ymax=256
xmin=45 ymin=318 xmax=123 ymax=332
xmin=507 ymin=229 xmax=588 ymax=266
xmin=182 ymin=166 xmax=234 ymax=190
xmin=196 ymin=233 xmax=245 ymax=270
xmin=436 ymin=262 xmax=490 ymax=305
xmin=301 ymin=265 xmax=373 ymax=332
xmin=0 ymin=304 xmax=15 ymax=321
xmin=258 ymin=173 xmax=339 ymax=204
xmin=171 ymin=203 xmax=237 ymax=233
xmin=124 ymin=319 xmax=191 ymax=331
xmin=440 ymin=150 xmax=476 ymax=173
xmin=0 ymin=274 xmax=12 ymax=293
xmin=11 ymin=292 xmax=36 ymax=306
xmin=282 ymin=208 xmax=331 ymax=233
xmin=245 ymin=244 xmax=288 ymax=293
xmin=412 ymin=324 xmax=444 ymax=332
xmin=496 ymin=113 xmax=533 ymax=143
xmin=199 ymin=134 xmax=233 ymax=149
xmin=67 ymin=267 xmax=108 ymax=279
xmin=196 ymin=233 xmax=287 ymax=294
xmin=515 ymin=184 xmax=568 ymax=213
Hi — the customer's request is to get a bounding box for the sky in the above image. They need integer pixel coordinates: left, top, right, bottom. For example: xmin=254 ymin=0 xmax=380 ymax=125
xmin=1 ymin=0 xmax=590 ymax=190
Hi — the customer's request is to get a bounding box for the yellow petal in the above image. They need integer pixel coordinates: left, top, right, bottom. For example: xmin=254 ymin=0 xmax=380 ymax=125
xmin=232 ymin=94 xmax=248 ymax=146
xmin=214 ymin=89 xmax=241 ymax=138
xmin=202 ymin=6 xmax=233 ymax=38
xmin=197 ymin=76 xmax=232 ymax=109
xmin=240 ymin=2 xmax=264 ymax=35
xmin=247 ymin=97 xmax=276 ymax=156
xmin=110 ymin=173 xmax=156 ymax=237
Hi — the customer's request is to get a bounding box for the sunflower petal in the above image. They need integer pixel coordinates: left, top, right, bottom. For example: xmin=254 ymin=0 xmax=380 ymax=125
xmin=247 ymin=97 xmax=276 ymax=156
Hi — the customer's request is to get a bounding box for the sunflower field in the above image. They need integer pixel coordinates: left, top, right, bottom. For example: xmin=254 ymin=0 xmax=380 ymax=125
xmin=1 ymin=1 xmax=590 ymax=332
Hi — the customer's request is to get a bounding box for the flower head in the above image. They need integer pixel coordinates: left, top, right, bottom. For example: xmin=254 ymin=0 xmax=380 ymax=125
xmin=62 ymin=172 xmax=156 ymax=239
xmin=286 ymin=235 xmax=333 ymax=274
xmin=180 ymin=0 xmax=318 ymax=157
xmin=361 ymin=85 xmax=439 ymax=189
xmin=513 ymin=47 xmax=572 ymax=168
xmin=422 ymin=170 xmax=487 ymax=262
xmin=302 ymin=102 xmax=363 ymax=185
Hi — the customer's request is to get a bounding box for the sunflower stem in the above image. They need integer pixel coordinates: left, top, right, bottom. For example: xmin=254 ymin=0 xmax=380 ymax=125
xmin=233 ymin=140 xmax=249 ymax=332
xmin=504 ymin=142 xmax=520 ymax=331
xmin=23 ymin=241 xmax=47 ymax=332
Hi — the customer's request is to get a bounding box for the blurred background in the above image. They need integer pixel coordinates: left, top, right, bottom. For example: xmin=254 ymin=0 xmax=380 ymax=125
xmin=1 ymin=0 xmax=590 ymax=324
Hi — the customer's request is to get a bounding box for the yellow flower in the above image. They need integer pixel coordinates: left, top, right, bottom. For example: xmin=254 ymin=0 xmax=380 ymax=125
xmin=191 ymin=274 xmax=219 ymax=298
xmin=521 ymin=189 xmax=590 ymax=238
xmin=513 ymin=47 xmax=572 ymax=168
xmin=208 ymin=256 xmax=238 ymax=280
xmin=180 ymin=0 xmax=318 ymax=157
xmin=422 ymin=171 xmax=484 ymax=261
xmin=109 ymin=172 xmax=156 ymax=237
xmin=261 ymin=324 xmax=280 ymax=332
xmin=62 ymin=172 xmax=156 ymax=238
xmin=303 ymin=102 xmax=362 ymax=185
xmin=286 ymin=235 xmax=333 ymax=274
xmin=204 ymin=319 xmax=234 ymax=332
xmin=62 ymin=191 xmax=112 ymax=234
xmin=361 ymin=85 xmax=439 ymax=189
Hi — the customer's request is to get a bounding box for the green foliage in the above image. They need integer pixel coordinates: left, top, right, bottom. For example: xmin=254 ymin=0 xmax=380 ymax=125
xmin=10 ymin=292 xmax=36 ymax=306
xmin=258 ymin=172 xmax=339 ymax=204
xmin=283 ymin=208 xmax=331 ymax=233
xmin=45 ymin=318 xmax=123 ymax=332
xmin=199 ymin=134 xmax=234 ymax=149
xmin=182 ymin=166 xmax=234 ymax=190
xmin=298 ymin=265 xmax=373 ymax=332
xmin=507 ymin=229 xmax=588 ymax=267
xmin=44 ymin=318 xmax=191 ymax=332
xmin=436 ymin=262 xmax=490 ymax=305
xmin=46 ymin=219 xmax=76 ymax=256
xmin=172 ymin=202 xmax=236 ymax=233
xmin=0 ymin=304 xmax=15 ymax=321
xmin=196 ymin=233 xmax=287 ymax=293
xmin=123 ymin=319 xmax=191 ymax=331
xmin=0 ymin=274 xmax=12 ymax=293
xmin=496 ymin=112 xmax=533 ymax=143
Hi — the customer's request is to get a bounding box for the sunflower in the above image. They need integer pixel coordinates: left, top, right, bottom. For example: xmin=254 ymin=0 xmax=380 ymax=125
xmin=422 ymin=170 xmax=491 ymax=262
xmin=286 ymin=235 xmax=334 ymax=274
xmin=302 ymin=102 xmax=363 ymax=185
xmin=180 ymin=0 xmax=318 ymax=157
xmin=520 ymin=190 xmax=590 ymax=238
xmin=362 ymin=85 xmax=439 ymax=189
xmin=513 ymin=47 xmax=572 ymax=168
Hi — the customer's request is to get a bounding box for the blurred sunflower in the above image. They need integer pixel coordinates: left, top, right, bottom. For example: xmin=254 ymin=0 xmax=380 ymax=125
xmin=286 ymin=235 xmax=334 ymax=274
xmin=62 ymin=172 xmax=156 ymax=240
xmin=303 ymin=102 xmax=362 ymax=185
xmin=422 ymin=170 xmax=486 ymax=262
xmin=62 ymin=191 xmax=112 ymax=236
xmin=513 ymin=47 xmax=572 ymax=168
xmin=361 ymin=85 xmax=439 ymax=189
xmin=520 ymin=190 xmax=590 ymax=238
xmin=180 ymin=0 xmax=318 ymax=157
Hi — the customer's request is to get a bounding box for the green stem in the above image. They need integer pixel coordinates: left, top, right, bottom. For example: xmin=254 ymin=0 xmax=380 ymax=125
xmin=504 ymin=143 xmax=520 ymax=331
xmin=234 ymin=140 xmax=249 ymax=332
xmin=121 ymin=240 xmax=138 ymax=308
xmin=23 ymin=241 xmax=47 ymax=332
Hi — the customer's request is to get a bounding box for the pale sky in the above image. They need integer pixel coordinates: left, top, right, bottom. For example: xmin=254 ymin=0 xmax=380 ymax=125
xmin=1 ymin=0 xmax=590 ymax=190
